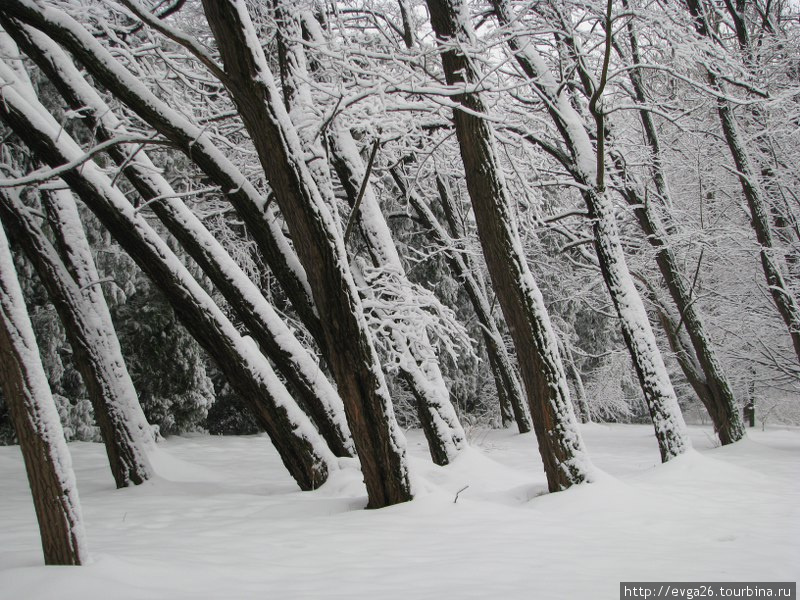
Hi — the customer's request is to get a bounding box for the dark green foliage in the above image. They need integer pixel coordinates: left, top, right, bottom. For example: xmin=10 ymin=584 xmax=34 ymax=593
xmin=113 ymin=287 xmax=214 ymax=436
xmin=205 ymin=374 xmax=259 ymax=436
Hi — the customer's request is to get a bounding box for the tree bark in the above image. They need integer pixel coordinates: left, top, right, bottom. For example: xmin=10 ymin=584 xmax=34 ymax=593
xmin=714 ymin=84 xmax=800 ymax=363
xmin=610 ymin=9 xmax=745 ymax=445
xmin=288 ymin=6 xmax=468 ymax=463
xmin=583 ymin=187 xmax=690 ymax=460
xmin=560 ymin=341 xmax=591 ymax=424
xmin=201 ymin=0 xmax=413 ymax=507
xmin=653 ymin=297 xmax=717 ymax=415
xmin=327 ymin=127 xmax=467 ymax=465
xmin=485 ymin=346 xmax=516 ymax=427
xmin=432 ymin=173 xmax=532 ymax=432
xmin=616 ymin=177 xmax=745 ymax=444
xmin=394 ymin=168 xmax=533 ymax=433
xmin=0 ymin=220 xmax=88 ymax=566
xmin=0 ymin=5 xmax=323 ymax=349
xmin=425 ymin=0 xmax=591 ymax=492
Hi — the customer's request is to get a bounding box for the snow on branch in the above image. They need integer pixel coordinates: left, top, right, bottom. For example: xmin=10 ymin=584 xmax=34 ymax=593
xmin=356 ymin=260 xmax=476 ymax=370
xmin=0 ymin=134 xmax=170 ymax=188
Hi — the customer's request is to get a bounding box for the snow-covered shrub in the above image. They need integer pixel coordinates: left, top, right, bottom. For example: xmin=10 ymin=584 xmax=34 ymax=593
xmin=54 ymin=394 xmax=101 ymax=442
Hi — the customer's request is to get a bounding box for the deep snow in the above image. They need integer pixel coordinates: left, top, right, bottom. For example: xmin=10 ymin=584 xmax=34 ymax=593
xmin=0 ymin=424 xmax=797 ymax=599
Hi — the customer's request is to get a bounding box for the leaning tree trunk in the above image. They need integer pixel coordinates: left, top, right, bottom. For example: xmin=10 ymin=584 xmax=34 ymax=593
xmin=326 ymin=126 xmax=467 ymax=465
xmin=0 ymin=187 xmax=154 ymax=488
xmin=0 ymin=68 xmax=336 ymax=491
xmin=616 ymin=179 xmax=744 ymax=444
xmin=425 ymin=0 xmax=591 ymax=492
xmin=276 ymin=7 xmax=465 ymax=464
xmin=486 ymin=349 xmax=516 ymax=427
xmin=491 ymin=0 xmax=689 ymax=462
xmin=431 ymin=172 xmax=532 ymax=432
xmin=202 ymin=0 xmax=414 ymax=508
xmin=559 ymin=340 xmax=591 ymax=425
xmin=607 ymin=8 xmax=745 ymax=445
xmin=714 ymin=84 xmax=800 ymax=363
xmin=0 ymin=32 xmax=154 ymax=483
xmin=684 ymin=0 xmax=800 ymax=365
xmin=2 ymin=1 xmax=410 ymax=504
xmin=653 ymin=294 xmax=718 ymax=417
xmin=582 ymin=187 xmax=690 ymax=460
xmin=720 ymin=0 xmax=800 ymax=280
xmin=42 ymin=190 xmax=157 ymax=461
xmin=3 ymin=21 xmax=353 ymax=459
xmin=0 ymin=220 xmax=88 ymax=566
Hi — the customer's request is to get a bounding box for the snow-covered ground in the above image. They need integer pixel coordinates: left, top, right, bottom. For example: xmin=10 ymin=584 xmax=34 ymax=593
xmin=1 ymin=424 xmax=797 ymax=599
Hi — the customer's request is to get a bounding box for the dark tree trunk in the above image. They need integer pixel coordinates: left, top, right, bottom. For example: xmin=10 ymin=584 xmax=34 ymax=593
xmin=326 ymin=129 xmax=466 ymax=465
xmin=714 ymin=85 xmax=800 ymax=363
xmin=560 ymin=341 xmax=591 ymax=425
xmin=437 ymin=174 xmax=532 ymax=431
xmin=0 ymin=188 xmax=154 ymax=487
xmin=582 ymin=187 xmax=690 ymax=460
xmin=392 ymin=168 xmax=532 ymax=433
xmin=394 ymin=370 xmax=448 ymax=465
xmin=140 ymin=199 xmax=355 ymax=458
xmin=201 ymin=0 xmax=413 ymax=507
xmin=425 ymin=0 xmax=590 ymax=492
xmin=485 ymin=346 xmax=516 ymax=427
xmin=273 ymin=7 xmax=465 ymax=465
xmin=398 ymin=0 xmax=416 ymax=49
xmin=654 ymin=300 xmax=717 ymax=416
xmin=625 ymin=186 xmax=744 ymax=444
xmin=720 ymin=0 xmax=800 ymax=272
xmin=281 ymin=5 xmax=466 ymax=465
xmin=0 ymin=222 xmax=88 ymax=566
xmin=434 ymin=175 xmax=532 ymax=431
xmin=0 ymin=77 xmax=334 ymax=491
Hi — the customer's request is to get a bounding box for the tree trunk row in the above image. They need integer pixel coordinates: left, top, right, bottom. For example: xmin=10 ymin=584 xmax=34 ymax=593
xmin=0 ymin=69 xmax=336 ymax=491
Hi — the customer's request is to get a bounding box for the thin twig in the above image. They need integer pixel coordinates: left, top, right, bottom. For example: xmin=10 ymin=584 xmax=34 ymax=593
xmin=674 ymin=247 xmax=705 ymax=334
xmin=344 ymin=138 xmax=381 ymax=243
xmin=454 ymin=485 xmax=469 ymax=503
xmin=78 ymin=277 xmax=115 ymax=292
xmin=118 ymin=0 xmax=229 ymax=85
